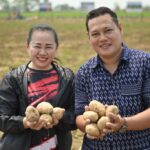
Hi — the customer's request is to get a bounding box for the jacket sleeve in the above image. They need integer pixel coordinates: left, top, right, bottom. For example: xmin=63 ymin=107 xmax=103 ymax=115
xmin=55 ymin=68 xmax=77 ymax=132
xmin=0 ymin=73 xmax=25 ymax=134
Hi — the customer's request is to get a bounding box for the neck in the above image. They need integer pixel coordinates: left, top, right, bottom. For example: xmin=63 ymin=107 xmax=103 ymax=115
xmin=101 ymin=50 xmax=122 ymax=74
xmin=103 ymin=55 xmax=120 ymax=65
xmin=28 ymin=62 xmax=53 ymax=70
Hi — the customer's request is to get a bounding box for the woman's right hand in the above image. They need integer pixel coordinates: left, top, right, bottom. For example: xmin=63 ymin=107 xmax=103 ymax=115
xmin=23 ymin=117 xmax=45 ymax=130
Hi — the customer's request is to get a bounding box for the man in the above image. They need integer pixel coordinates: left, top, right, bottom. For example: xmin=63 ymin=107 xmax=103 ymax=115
xmin=75 ymin=7 xmax=150 ymax=150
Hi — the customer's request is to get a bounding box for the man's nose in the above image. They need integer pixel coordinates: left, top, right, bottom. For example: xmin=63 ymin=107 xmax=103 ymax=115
xmin=99 ymin=33 xmax=107 ymax=41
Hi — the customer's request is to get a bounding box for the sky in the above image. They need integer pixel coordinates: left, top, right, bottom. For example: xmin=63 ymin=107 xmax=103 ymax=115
xmin=48 ymin=0 xmax=150 ymax=9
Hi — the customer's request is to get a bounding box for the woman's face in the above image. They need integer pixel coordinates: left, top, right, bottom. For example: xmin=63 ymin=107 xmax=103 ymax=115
xmin=27 ymin=30 xmax=57 ymax=70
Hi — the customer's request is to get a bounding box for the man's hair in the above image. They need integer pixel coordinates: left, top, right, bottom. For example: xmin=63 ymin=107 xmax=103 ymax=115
xmin=27 ymin=24 xmax=59 ymax=47
xmin=86 ymin=7 xmax=119 ymax=32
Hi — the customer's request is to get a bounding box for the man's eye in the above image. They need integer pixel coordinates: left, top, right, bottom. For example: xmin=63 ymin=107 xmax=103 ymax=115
xmin=105 ymin=29 xmax=113 ymax=33
xmin=91 ymin=33 xmax=99 ymax=37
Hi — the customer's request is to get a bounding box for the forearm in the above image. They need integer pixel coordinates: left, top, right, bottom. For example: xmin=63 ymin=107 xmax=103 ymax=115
xmin=125 ymin=108 xmax=150 ymax=131
xmin=0 ymin=115 xmax=25 ymax=133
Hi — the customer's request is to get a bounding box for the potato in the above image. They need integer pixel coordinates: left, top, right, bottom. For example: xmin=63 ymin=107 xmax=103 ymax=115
xmin=40 ymin=114 xmax=53 ymax=124
xmin=85 ymin=123 xmax=101 ymax=138
xmin=89 ymin=100 xmax=106 ymax=117
xmin=25 ymin=105 xmax=40 ymax=122
xmin=83 ymin=111 xmax=99 ymax=123
xmin=106 ymin=105 xmax=119 ymax=116
xmin=53 ymin=107 xmax=65 ymax=120
xmin=97 ymin=116 xmax=110 ymax=130
xmin=36 ymin=102 xmax=53 ymax=114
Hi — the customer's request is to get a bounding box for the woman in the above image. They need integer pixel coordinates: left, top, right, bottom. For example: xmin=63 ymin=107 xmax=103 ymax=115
xmin=0 ymin=24 xmax=76 ymax=150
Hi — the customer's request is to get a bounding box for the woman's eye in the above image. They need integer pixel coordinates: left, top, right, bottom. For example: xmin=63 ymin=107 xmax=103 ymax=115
xmin=46 ymin=47 xmax=52 ymax=50
xmin=34 ymin=45 xmax=40 ymax=48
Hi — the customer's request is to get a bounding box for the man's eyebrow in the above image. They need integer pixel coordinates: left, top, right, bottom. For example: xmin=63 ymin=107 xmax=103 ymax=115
xmin=46 ymin=43 xmax=53 ymax=46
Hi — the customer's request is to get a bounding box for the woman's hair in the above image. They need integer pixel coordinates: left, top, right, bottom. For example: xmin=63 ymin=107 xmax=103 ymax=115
xmin=86 ymin=7 xmax=119 ymax=32
xmin=27 ymin=24 xmax=59 ymax=48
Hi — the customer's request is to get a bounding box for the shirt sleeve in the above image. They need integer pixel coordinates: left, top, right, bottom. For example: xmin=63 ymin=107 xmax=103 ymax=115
xmin=75 ymin=68 xmax=89 ymax=116
xmin=142 ymin=54 xmax=150 ymax=108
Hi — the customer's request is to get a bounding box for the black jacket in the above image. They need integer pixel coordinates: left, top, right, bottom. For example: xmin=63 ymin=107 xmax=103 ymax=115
xmin=0 ymin=63 xmax=76 ymax=150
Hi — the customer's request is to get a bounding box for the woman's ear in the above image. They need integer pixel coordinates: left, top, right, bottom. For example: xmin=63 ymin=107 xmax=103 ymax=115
xmin=26 ymin=43 xmax=30 ymax=53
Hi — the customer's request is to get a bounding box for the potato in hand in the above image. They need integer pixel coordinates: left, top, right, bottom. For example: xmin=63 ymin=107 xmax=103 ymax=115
xmin=84 ymin=100 xmax=120 ymax=138
xmin=25 ymin=102 xmax=66 ymax=127
xmin=85 ymin=123 xmax=101 ymax=138
xmin=106 ymin=105 xmax=119 ymax=116
xmin=36 ymin=102 xmax=53 ymax=114
xmin=89 ymin=100 xmax=106 ymax=117
xmin=25 ymin=105 xmax=40 ymax=122
xmin=83 ymin=111 xmax=99 ymax=123
xmin=52 ymin=107 xmax=65 ymax=120
xmin=40 ymin=114 xmax=53 ymax=124
xmin=97 ymin=116 xmax=110 ymax=130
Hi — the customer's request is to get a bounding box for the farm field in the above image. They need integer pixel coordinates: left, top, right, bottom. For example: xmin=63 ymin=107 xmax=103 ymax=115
xmin=0 ymin=10 xmax=150 ymax=149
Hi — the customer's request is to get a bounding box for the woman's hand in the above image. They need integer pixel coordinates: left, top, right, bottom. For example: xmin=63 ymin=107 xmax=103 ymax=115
xmin=23 ymin=112 xmax=62 ymax=130
xmin=23 ymin=117 xmax=44 ymax=130
xmin=43 ymin=113 xmax=59 ymax=129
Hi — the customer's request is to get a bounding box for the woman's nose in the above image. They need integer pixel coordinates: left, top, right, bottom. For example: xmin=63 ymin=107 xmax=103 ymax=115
xmin=39 ymin=48 xmax=47 ymax=53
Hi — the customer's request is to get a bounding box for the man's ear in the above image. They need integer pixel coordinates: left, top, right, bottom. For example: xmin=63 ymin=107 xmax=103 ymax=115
xmin=87 ymin=31 xmax=90 ymax=40
xmin=118 ymin=22 xmax=122 ymax=33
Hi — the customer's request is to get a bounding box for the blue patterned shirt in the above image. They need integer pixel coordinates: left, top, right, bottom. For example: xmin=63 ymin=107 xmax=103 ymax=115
xmin=75 ymin=45 xmax=150 ymax=150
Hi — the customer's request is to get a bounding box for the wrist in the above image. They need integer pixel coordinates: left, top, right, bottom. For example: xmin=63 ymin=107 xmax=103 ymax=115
xmin=119 ymin=117 xmax=128 ymax=132
xmin=23 ymin=117 xmax=29 ymax=129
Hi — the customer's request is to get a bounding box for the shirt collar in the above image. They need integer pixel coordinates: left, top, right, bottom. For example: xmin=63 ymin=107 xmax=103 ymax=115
xmin=89 ymin=43 xmax=130 ymax=69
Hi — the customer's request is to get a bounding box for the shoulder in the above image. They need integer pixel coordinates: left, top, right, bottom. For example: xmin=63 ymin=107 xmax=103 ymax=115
xmin=2 ymin=64 xmax=27 ymax=81
xmin=0 ymin=64 xmax=27 ymax=89
xmin=77 ymin=56 xmax=97 ymax=75
xmin=126 ymin=48 xmax=150 ymax=69
xmin=53 ymin=63 xmax=74 ymax=79
xmin=9 ymin=64 xmax=27 ymax=77
xmin=128 ymin=48 xmax=150 ymax=59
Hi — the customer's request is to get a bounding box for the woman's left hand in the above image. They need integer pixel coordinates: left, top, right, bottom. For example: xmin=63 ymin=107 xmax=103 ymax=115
xmin=44 ymin=114 xmax=59 ymax=129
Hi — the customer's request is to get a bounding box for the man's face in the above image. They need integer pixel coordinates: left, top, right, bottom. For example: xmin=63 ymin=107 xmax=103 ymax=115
xmin=88 ymin=14 xmax=123 ymax=60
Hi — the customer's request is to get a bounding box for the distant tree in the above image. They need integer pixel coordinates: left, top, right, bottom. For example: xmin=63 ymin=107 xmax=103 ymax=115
xmin=0 ymin=0 xmax=40 ymax=19
xmin=143 ymin=6 xmax=150 ymax=11
xmin=114 ymin=3 xmax=120 ymax=11
xmin=23 ymin=0 xmax=40 ymax=12
xmin=0 ymin=0 xmax=40 ymax=12
xmin=0 ymin=0 xmax=10 ymax=11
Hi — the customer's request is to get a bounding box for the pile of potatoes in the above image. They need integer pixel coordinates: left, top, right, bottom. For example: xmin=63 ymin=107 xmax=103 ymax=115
xmin=25 ymin=101 xmax=65 ymax=124
xmin=83 ymin=100 xmax=119 ymax=138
